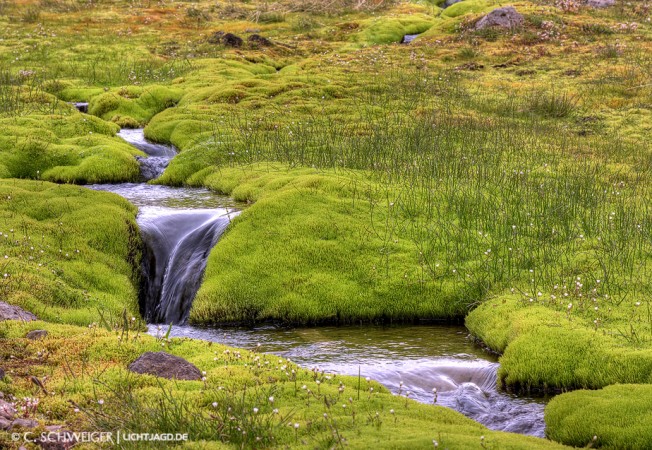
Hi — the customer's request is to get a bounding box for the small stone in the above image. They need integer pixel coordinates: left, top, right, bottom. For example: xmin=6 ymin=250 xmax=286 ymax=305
xmin=207 ymin=31 xmax=224 ymax=44
xmin=474 ymin=6 xmax=524 ymax=30
xmin=11 ymin=418 xmax=38 ymax=429
xmin=0 ymin=417 xmax=11 ymax=430
xmin=248 ymin=34 xmax=272 ymax=47
xmin=128 ymin=352 xmax=202 ymax=380
xmin=26 ymin=330 xmax=48 ymax=340
xmin=222 ymin=33 xmax=243 ymax=47
xmin=0 ymin=398 xmax=16 ymax=420
xmin=0 ymin=301 xmax=37 ymax=322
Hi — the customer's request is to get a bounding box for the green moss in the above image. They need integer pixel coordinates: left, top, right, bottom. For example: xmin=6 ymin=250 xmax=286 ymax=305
xmin=467 ymin=297 xmax=652 ymax=391
xmin=357 ymin=15 xmax=436 ymax=44
xmin=0 ymin=115 xmax=140 ymax=183
xmin=546 ymin=384 xmax=652 ymax=449
xmin=0 ymin=179 xmax=140 ymax=326
xmin=88 ymin=85 xmax=183 ymax=126
xmin=441 ymin=0 xmax=494 ymax=18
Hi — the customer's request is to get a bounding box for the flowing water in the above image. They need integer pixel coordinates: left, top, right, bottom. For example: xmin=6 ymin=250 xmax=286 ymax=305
xmin=401 ymin=34 xmax=420 ymax=44
xmin=88 ymin=128 xmax=547 ymax=438
xmin=90 ymin=129 xmax=240 ymax=324
xmin=150 ymin=324 xmax=547 ymax=437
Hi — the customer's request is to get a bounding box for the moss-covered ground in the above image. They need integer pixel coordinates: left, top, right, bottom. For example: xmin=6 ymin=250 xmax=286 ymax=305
xmin=1 ymin=0 xmax=652 ymax=447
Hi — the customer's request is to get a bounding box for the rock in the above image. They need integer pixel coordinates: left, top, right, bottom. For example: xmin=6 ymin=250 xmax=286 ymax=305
xmin=128 ymin=352 xmax=202 ymax=380
xmin=26 ymin=330 xmax=48 ymax=340
xmin=248 ymin=34 xmax=272 ymax=47
xmin=208 ymin=31 xmax=243 ymax=47
xmin=11 ymin=418 xmax=39 ymax=429
xmin=136 ymin=156 xmax=170 ymax=181
xmin=207 ymin=31 xmax=224 ymax=44
xmin=222 ymin=33 xmax=243 ymax=48
xmin=0 ymin=368 xmax=5 ymax=379
xmin=0 ymin=417 xmax=11 ymax=430
xmin=0 ymin=398 xmax=16 ymax=420
xmin=0 ymin=301 xmax=36 ymax=322
xmin=585 ymin=0 xmax=614 ymax=7
xmin=474 ymin=6 xmax=524 ymax=30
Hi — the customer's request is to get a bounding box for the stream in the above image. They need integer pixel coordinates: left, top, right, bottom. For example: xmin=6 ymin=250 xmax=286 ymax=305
xmin=91 ymin=128 xmax=547 ymax=438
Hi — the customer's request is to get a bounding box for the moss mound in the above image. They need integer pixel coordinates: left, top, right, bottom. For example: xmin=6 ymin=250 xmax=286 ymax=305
xmin=546 ymin=384 xmax=652 ymax=449
xmin=0 ymin=179 xmax=140 ymax=326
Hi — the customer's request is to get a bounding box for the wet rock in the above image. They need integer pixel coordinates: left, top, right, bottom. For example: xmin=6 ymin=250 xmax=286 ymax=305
xmin=475 ymin=6 xmax=524 ymax=30
xmin=136 ymin=156 xmax=170 ymax=181
xmin=248 ymin=34 xmax=272 ymax=47
xmin=586 ymin=0 xmax=614 ymax=7
xmin=11 ymin=418 xmax=39 ymax=429
xmin=128 ymin=352 xmax=202 ymax=380
xmin=0 ymin=398 xmax=16 ymax=421
xmin=222 ymin=33 xmax=243 ymax=48
xmin=0 ymin=302 xmax=36 ymax=322
xmin=26 ymin=330 xmax=48 ymax=340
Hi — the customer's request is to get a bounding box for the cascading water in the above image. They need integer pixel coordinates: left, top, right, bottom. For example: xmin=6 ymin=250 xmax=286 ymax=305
xmin=91 ymin=129 xmax=239 ymax=324
xmin=139 ymin=209 xmax=232 ymax=323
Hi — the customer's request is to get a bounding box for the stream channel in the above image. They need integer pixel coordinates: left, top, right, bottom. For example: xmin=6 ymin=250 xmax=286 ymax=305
xmin=90 ymin=128 xmax=548 ymax=438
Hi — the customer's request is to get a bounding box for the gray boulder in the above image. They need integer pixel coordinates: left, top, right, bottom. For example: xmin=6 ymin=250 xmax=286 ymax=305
xmin=26 ymin=330 xmax=48 ymax=340
xmin=475 ymin=6 xmax=524 ymax=30
xmin=0 ymin=301 xmax=36 ymax=321
xmin=128 ymin=352 xmax=202 ymax=380
xmin=11 ymin=418 xmax=38 ymax=429
xmin=444 ymin=0 xmax=463 ymax=7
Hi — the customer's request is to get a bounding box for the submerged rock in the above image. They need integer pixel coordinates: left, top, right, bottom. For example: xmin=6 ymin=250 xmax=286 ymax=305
xmin=128 ymin=352 xmax=202 ymax=380
xmin=0 ymin=302 xmax=36 ymax=322
xmin=475 ymin=6 xmax=524 ymax=30
xmin=136 ymin=156 xmax=170 ymax=181
xmin=26 ymin=330 xmax=48 ymax=340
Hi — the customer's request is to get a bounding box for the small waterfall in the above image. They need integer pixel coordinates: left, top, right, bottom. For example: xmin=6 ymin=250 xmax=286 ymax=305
xmin=139 ymin=210 xmax=233 ymax=324
xmin=90 ymin=129 xmax=238 ymax=325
